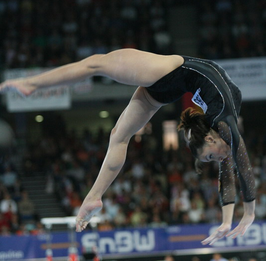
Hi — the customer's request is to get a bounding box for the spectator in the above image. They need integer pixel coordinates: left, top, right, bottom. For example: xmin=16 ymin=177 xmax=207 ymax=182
xmin=0 ymin=212 xmax=10 ymax=234
xmin=254 ymin=196 xmax=266 ymax=220
xmin=164 ymin=255 xmax=174 ymax=261
xmin=1 ymin=165 xmax=17 ymax=193
xmin=149 ymin=213 xmax=167 ymax=228
xmin=18 ymin=190 xmax=35 ymax=222
xmin=97 ymin=206 xmax=112 ymax=223
xmin=105 ymin=196 xmax=119 ymax=220
xmin=148 ymin=181 xmax=169 ymax=213
xmin=188 ymin=201 xmax=204 ymax=224
xmin=130 ymin=158 xmax=145 ymax=180
xmin=153 ymin=25 xmax=172 ymax=54
xmin=0 ymin=182 xmax=7 ymax=201
xmin=98 ymin=219 xmax=114 ymax=231
xmin=205 ymin=198 xmax=221 ymax=224
xmin=130 ymin=206 xmax=147 ymax=227
xmin=171 ymin=183 xmax=191 ymax=213
xmin=67 ymin=160 xmax=86 ymax=190
xmin=210 ymin=253 xmax=228 ymax=261
xmin=70 ymin=191 xmax=83 ymax=215
xmin=10 ymin=213 xmax=20 ymax=234
xmin=0 ymin=192 xmax=17 ymax=214
xmin=191 ymin=257 xmax=201 ymax=261
xmin=31 ymin=221 xmax=45 ymax=235
xmin=111 ymin=176 xmax=131 ymax=196
xmin=191 ymin=192 xmax=205 ymax=211
xmin=16 ymin=224 xmax=31 ymax=236
xmin=12 ymin=180 xmax=24 ymax=202
xmin=183 ymin=164 xmax=198 ymax=186
xmin=113 ymin=206 xmax=127 ymax=228
xmin=0 ymin=225 xmax=11 ymax=236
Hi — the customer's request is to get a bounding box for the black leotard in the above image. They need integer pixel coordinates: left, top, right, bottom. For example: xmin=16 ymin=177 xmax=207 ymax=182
xmin=146 ymin=56 xmax=255 ymax=206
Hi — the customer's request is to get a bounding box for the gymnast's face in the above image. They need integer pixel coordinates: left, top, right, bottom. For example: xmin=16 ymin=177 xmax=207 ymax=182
xmin=198 ymin=135 xmax=231 ymax=162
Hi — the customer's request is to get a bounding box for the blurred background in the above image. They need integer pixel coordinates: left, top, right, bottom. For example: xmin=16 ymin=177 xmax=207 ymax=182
xmin=0 ymin=1 xmax=266 ymax=261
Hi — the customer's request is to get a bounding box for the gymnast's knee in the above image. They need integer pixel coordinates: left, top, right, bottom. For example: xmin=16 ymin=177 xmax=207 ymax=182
xmin=110 ymin=126 xmax=131 ymax=145
xmin=81 ymin=54 xmax=105 ymax=73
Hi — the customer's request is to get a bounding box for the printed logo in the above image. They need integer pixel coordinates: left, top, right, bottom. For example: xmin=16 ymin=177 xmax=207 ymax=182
xmin=192 ymin=88 xmax=208 ymax=113
xmin=81 ymin=230 xmax=155 ymax=254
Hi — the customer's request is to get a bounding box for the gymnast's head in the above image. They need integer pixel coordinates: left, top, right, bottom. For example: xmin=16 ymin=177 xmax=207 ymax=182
xmin=178 ymin=108 xmax=230 ymax=168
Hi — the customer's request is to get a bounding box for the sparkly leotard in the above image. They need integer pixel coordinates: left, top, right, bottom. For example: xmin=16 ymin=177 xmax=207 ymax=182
xmin=146 ymin=56 xmax=255 ymax=206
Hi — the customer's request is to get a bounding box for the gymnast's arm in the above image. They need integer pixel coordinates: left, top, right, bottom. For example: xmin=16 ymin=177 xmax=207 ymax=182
xmin=202 ymin=118 xmax=255 ymax=245
xmin=201 ymin=154 xmax=236 ymax=245
xmin=217 ymin=118 xmax=255 ymax=238
xmin=219 ymin=153 xmax=236 ymax=220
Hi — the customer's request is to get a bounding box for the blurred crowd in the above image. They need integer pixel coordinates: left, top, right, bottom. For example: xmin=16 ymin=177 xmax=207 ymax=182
xmin=0 ymin=0 xmax=174 ymax=69
xmin=1 ymin=119 xmax=266 ymax=235
xmin=0 ymin=0 xmax=266 ymax=70
xmin=0 ymin=158 xmax=44 ymax=236
xmin=197 ymin=0 xmax=266 ymax=59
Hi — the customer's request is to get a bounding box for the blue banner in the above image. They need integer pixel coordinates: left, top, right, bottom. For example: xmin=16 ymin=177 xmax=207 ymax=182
xmin=0 ymin=222 xmax=265 ymax=260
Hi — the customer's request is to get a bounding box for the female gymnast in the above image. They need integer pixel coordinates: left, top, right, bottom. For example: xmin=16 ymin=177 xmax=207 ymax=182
xmin=0 ymin=48 xmax=255 ymax=245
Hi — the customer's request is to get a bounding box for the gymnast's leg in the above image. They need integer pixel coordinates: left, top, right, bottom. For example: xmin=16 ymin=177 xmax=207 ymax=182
xmin=76 ymin=86 xmax=165 ymax=231
xmin=0 ymin=49 xmax=183 ymax=95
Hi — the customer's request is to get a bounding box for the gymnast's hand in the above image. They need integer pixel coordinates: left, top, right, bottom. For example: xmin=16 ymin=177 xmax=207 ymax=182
xmin=0 ymin=79 xmax=36 ymax=96
xmin=201 ymin=223 xmax=231 ymax=245
xmin=226 ymin=212 xmax=255 ymax=239
xmin=201 ymin=212 xmax=255 ymax=245
xmin=76 ymin=198 xmax=103 ymax=232
xmin=226 ymin=201 xmax=255 ymax=239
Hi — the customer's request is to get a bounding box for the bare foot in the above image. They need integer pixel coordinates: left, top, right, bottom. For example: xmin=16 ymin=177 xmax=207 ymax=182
xmin=76 ymin=199 xmax=103 ymax=232
xmin=0 ymin=79 xmax=37 ymax=96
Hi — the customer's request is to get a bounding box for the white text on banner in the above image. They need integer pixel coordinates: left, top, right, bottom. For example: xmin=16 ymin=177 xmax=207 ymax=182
xmin=4 ymin=68 xmax=71 ymax=112
xmin=216 ymin=57 xmax=266 ymax=101
xmin=6 ymin=86 xmax=71 ymax=112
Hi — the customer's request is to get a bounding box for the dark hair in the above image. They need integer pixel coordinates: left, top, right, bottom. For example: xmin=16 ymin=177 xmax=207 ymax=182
xmin=178 ymin=107 xmax=211 ymax=158
xmin=178 ymin=108 xmax=211 ymax=173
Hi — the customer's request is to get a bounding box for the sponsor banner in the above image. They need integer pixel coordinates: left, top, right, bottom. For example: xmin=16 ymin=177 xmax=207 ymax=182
xmin=71 ymin=78 xmax=93 ymax=95
xmin=216 ymin=57 xmax=266 ymax=101
xmin=0 ymin=222 xmax=265 ymax=260
xmin=6 ymin=86 xmax=71 ymax=112
xmin=0 ymin=234 xmax=34 ymax=260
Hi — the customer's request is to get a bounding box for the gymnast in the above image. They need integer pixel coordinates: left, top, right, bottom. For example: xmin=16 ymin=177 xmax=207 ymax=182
xmin=0 ymin=48 xmax=256 ymax=245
